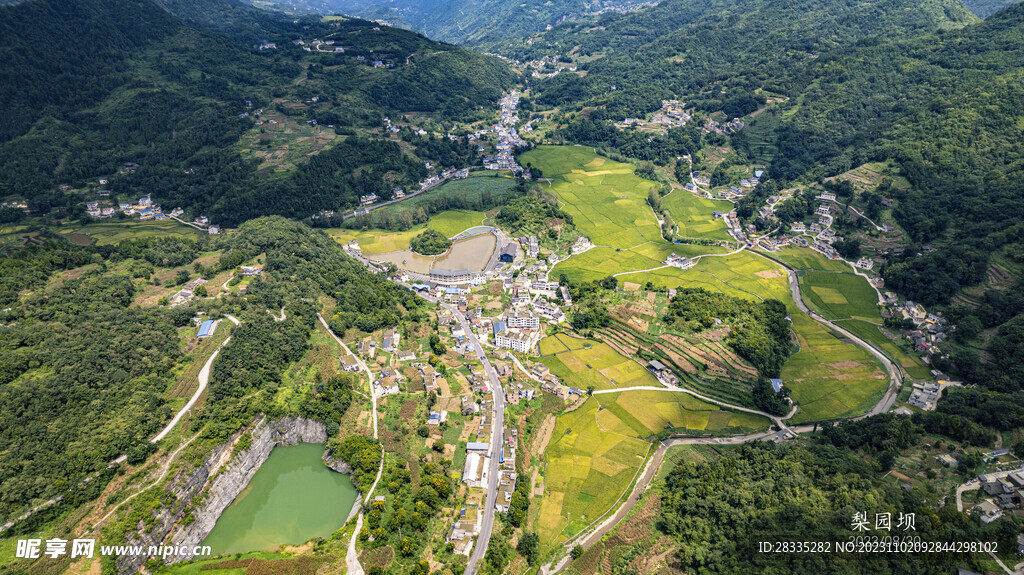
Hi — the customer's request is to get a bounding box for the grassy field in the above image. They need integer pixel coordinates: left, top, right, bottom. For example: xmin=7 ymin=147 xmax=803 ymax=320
xmin=799 ymin=270 xmax=880 ymax=321
xmin=521 ymin=146 xmax=664 ymax=248
xmin=537 ymin=391 xmax=768 ymax=549
xmin=661 ymin=190 xmax=734 ymax=241
xmin=54 ymin=219 xmax=206 ymax=246
xmin=773 ymin=246 xmax=851 ymax=272
xmin=538 ymin=336 xmax=659 ymax=391
xmin=782 ymin=313 xmax=889 ymax=423
xmin=326 ymin=209 xmax=486 ymax=254
xmin=370 ymin=171 xmax=514 ymax=220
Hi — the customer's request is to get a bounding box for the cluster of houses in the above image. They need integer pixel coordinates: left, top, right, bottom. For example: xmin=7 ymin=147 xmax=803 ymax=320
xmin=293 ymin=38 xmax=346 ymax=54
xmin=570 ymin=236 xmax=593 ymax=254
xmin=889 ymin=300 xmax=950 ymax=353
xmin=169 ymin=278 xmax=207 ymax=307
xmin=972 ymin=469 xmax=1024 ymax=524
xmin=664 ymin=253 xmax=696 ymax=269
xmin=483 ymin=92 xmax=526 ymax=171
xmin=646 ymin=360 xmax=680 ymax=386
xmin=703 ymin=117 xmax=745 ymax=135
xmin=86 ymin=192 xmax=185 ymax=223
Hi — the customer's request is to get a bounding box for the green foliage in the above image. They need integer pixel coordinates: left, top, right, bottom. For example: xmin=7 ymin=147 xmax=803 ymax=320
xmin=0 ymin=0 xmax=513 ymax=225
xmin=409 ymin=229 xmax=452 ymax=255
xmin=516 ymin=532 xmax=540 ymax=565
xmin=327 ymin=434 xmax=382 ymax=489
xmin=0 ymin=243 xmax=198 ymax=524
xmin=494 ymin=193 xmax=574 ymax=235
xmin=663 ymin=288 xmax=793 ymax=377
xmin=506 ymin=475 xmax=531 ymax=527
xmin=660 ymin=441 xmax=1010 ymax=573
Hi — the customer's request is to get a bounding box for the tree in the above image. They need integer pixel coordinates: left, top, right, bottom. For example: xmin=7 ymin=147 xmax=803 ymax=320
xmin=570 ymin=545 xmax=584 ymax=559
xmin=517 ymin=532 xmax=540 ymax=565
xmin=194 ymin=285 xmax=207 ymax=297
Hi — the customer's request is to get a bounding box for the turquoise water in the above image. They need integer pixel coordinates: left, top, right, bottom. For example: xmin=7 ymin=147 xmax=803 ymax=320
xmin=202 ymin=443 xmax=357 ymax=555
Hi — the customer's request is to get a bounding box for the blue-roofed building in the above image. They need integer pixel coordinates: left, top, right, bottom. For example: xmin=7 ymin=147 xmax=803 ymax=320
xmin=769 ymin=378 xmax=784 ymax=393
xmin=411 ymin=283 xmax=431 ymax=291
xmin=197 ymin=320 xmax=217 ymax=338
xmin=492 ymin=320 xmax=506 ymax=335
xmin=712 ymin=211 xmax=724 ymax=219
xmin=445 ymin=287 xmax=461 ymax=295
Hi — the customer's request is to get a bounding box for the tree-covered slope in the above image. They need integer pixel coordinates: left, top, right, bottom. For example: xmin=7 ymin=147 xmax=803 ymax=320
xmin=254 ymin=0 xmax=657 ymax=44
xmin=961 ymin=0 xmax=1022 ymax=17
xmin=515 ymin=0 xmax=976 ymax=117
xmin=0 ymin=0 xmax=514 ymax=224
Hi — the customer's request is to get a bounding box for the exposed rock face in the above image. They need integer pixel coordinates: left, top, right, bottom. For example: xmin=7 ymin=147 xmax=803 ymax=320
xmin=116 ymin=416 xmax=333 ymax=573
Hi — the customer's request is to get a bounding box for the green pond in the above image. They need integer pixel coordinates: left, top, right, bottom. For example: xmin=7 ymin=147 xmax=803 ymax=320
xmin=202 ymin=442 xmax=357 ymax=555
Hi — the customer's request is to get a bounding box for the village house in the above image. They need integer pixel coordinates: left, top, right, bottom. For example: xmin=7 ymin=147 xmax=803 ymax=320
xmin=447 ymin=506 xmax=481 ymax=555
xmin=665 ymin=253 xmax=696 ymax=269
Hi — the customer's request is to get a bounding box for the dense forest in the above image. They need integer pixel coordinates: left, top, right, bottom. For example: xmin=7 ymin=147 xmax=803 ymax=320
xmin=660 ymin=441 xmax=1021 ymax=574
xmin=0 ymin=0 xmax=514 ymax=225
xmin=0 ymin=218 xmax=418 ymax=529
xmin=0 ymin=239 xmax=201 ymax=526
xmin=507 ymin=0 xmax=975 ymax=118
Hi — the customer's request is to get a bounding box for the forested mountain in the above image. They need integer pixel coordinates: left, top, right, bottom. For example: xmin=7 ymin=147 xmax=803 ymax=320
xmin=510 ymin=0 xmax=1024 ymax=390
xmin=508 ymin=0 xmax=976 ymax=118
xmin=0 ymin=0 xmax=513 ymax=225
xmin=254 ymin=0 xmax=657 ymax=44
xmin=961 ymin=0 xmax=1022 ymax=17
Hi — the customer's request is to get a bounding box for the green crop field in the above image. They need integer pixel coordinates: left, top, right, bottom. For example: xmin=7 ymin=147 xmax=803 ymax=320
xmin=538 ymin=336 xmax=658 ymax=391
xmin=661 ymin=190 xmax=734 ymax=241
xmin=616 ymin=251 xmax=791 ymax=303
xmin=782 ymin=313 xmax=889 ymax=423
xmin=598 ymin=390 xmax=770 ymax=435
xmin=836 ymin=319 xmax=932 ymax=380
xmin=537 ymin=389 xmax=768 ymax=549
xmin=800 ymin=270 xmax=880 ymax=321
xmin=370 ymin=171 xmax=514 ymax=219
xmin=773 ymin=246 xmax=851 ymax=272
xmin=326 ymin=209 xmax=486 ymax=254
xmin=520 ymin=146 xmax=663 ymax=247
xmin=537 ymin=396 xmax=650 ymax=549
xmin=55 ymin=220 xmax=206 ymax=245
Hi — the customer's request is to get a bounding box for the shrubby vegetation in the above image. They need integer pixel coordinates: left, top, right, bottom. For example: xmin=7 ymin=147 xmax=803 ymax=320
xmin=327 ymin=434 xmax=382 ymax=489
xmin=409 ymin=229 xmax=452 ymax=255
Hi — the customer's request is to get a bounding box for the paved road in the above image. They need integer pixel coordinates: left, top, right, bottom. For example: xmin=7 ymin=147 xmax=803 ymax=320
xmin=769 ymin=252 xmax=904 ymax=414
xmin=451 ymin=306 xmax=506 ymax=575
xmin=340 ymin=169 xmax=478 ymax=221
xmin=151 ymin=315 xmax=240 ymax=443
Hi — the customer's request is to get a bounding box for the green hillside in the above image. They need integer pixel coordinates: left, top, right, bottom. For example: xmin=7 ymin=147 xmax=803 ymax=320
xmin=0 ymin=0 xmax=514 ymax=225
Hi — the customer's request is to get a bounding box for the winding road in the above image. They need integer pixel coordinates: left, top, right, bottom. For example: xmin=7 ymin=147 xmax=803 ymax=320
xmin=317 ymin=313 xmax=385 ymax=575
xmin=151 ymin=315 xmax=241 ymax=444
xmin=540 ymin=250 xmax=905 ymax=573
